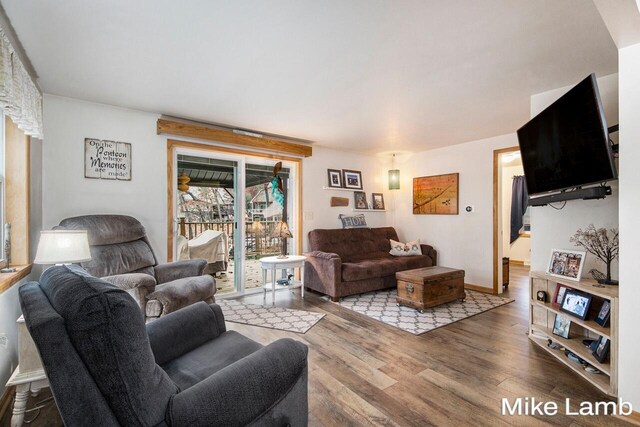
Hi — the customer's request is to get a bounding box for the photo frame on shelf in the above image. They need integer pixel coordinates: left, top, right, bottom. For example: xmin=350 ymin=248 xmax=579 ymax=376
xmin=547 ymin=249 xmax=586 ymax=281
xmin=353 ymin=191 xmax=368 ymax=209
xmin=342 ymin=169 xmax=363 ymax=190
xmin=559 ymin=288 xmax=592 ymax=320
xmin=552 ymin=284 xmax=572 ymax=308
xmin=552 ymin=314 xmax=571 ymax=339
xmin=592 ymin=336 xmax=610 ymax=363
xmin=594 ymin=299 xmax=611 ymax=327
xmin=327 ymin=169 xmax=343 ymax=188
xmin=372 ymin=193 xmax=385 ymax=210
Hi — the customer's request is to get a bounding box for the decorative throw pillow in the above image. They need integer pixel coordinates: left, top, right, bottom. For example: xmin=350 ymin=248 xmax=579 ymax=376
xmin=339 ymin=214 xmax=368 ymax=229
xmin=389 ymin=239 xmax=422 ymax=256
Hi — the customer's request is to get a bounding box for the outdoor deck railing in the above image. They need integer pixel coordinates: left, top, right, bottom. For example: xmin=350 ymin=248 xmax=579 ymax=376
xmin=179 ymin=218 xmax=281 ymax=255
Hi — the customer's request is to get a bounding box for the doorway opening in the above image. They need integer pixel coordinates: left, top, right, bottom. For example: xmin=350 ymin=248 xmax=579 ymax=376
xmin=167 ymin=140 xmax=301 ymax=297
xmin=493 ymin=146 xmax=531 ymax=294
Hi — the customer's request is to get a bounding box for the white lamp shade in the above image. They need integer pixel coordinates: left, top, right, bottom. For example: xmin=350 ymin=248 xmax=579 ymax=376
xmin=34 ymin=230 xmax=92 ymax=264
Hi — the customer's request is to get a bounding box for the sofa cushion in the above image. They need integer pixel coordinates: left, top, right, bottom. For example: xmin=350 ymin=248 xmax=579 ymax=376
xmin=342 ymin=255 xmax=433 ymax=282
xmin=389 ymin=239 xmax=422 ymax=256
xmin=308 ymin=227 xmax=400 ymax=261
xmin=38 ymin=264 xmax=178 ymax=426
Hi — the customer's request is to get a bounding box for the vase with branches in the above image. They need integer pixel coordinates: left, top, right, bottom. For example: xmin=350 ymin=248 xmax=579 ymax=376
xmin=570 ymin=224 xmax=619 ymax=285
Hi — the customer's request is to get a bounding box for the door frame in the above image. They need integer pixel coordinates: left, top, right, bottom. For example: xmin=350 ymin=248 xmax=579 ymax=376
xmin=492 ymin=146 xmax=520 ymax=294
xmin=166 ymin=138 xmax=303 ymax=268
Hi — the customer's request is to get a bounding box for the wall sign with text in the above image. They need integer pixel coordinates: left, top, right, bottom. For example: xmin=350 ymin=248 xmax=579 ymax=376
xmin=84 ymin=138 xmax=132 ymax=181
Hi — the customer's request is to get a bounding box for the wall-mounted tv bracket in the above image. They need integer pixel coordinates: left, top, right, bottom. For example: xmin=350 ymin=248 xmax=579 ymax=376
xmin=609 ymin=124 xmax=619 ymax=156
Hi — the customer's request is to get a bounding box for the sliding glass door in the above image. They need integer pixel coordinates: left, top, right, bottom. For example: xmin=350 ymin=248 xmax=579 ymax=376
xmin=172 ymin=146 xmax=298 ymax=296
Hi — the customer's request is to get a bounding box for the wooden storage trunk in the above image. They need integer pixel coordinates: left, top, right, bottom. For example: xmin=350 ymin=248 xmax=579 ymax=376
xmin=396 ymin=266 xmax=466 ymax=312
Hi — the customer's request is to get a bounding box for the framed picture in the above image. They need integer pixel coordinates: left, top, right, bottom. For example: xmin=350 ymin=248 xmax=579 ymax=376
xmin=592 ymin=336 xmax=610 ymax=363
xmin=372 ymin=193 xmax=385 ymax=210
xmin=552 ymin=284 xmax=572 ymax=308
xmin=327 ymin=169 xmax=343 ymax=188
xmin=353 ymin=191 xmax=368 ymax=209
xmin=560 ymin=289 xmax=593 ymax=320
xmin=342 ymin=169 xmax=363 ymax=190
xmin=547 ymin=249 xmax=586 ymax=281
xmin=84 ymin=138 xmax=132 ymax=181
xmin=594 ymin=300 xmax=611 ymax=327
xmin=413 ymin=173 xmax=459 ymax=215
xmin=552 ymin=314 xmax=571 ymax=339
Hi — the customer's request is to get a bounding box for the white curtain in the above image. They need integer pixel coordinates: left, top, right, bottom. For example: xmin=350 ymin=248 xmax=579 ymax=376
xmin=0 ymin=27 xmax=43 ymax=139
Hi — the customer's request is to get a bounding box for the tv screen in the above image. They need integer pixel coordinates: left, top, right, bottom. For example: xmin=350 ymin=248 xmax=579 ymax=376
xmin=516 ymin=74 xmax=617 ymax=196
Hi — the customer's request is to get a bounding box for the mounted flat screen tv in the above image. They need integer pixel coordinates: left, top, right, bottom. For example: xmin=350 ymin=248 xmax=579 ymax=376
xmin=516 ymin=74 xmax=617 ymax=197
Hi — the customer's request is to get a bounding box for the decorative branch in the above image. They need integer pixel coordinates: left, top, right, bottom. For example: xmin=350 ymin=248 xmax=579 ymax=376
xmin=570 ymin=224 xmax=619 ymax=282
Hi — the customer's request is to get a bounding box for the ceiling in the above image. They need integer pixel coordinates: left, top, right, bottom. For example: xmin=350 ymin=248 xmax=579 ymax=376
xmin=2 ymin=1 xmax=618 ymax=154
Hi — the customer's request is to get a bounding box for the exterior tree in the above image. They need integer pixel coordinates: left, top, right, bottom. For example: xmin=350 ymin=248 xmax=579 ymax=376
xmin=570 ymin=224 xmax=619 ymax=284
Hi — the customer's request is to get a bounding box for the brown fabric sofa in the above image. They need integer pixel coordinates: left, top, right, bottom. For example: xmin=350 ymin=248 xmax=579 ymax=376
xmin=304 ymin=227 xmax=437 ymax=301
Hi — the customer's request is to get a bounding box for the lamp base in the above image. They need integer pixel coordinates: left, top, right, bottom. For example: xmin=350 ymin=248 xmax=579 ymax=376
xmin=277 ymin=254 xmax=289 ymax=259
xmin=597 ymin=279 xmax=619 ymax=286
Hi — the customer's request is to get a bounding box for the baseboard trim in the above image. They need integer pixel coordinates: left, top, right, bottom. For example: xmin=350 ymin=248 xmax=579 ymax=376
xmin=615 ymin=410 xmax=640 ymax=426
xmin=465 ymin=283 xmax=496 ymax=295
xmin=0 ymin=385 xmax=14 ymax=421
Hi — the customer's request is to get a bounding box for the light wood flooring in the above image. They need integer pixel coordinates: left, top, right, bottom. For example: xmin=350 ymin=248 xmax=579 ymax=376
xmin=2 ymin=265 xmax=634 ymax=426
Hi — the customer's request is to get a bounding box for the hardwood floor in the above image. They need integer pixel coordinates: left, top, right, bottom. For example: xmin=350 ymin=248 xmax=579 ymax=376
xmin=2 ymin=265 xmax=634 ymax=426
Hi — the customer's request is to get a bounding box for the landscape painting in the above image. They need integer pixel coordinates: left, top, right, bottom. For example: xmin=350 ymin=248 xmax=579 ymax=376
xmin=413 ymin=173 xmax=459 ymax=215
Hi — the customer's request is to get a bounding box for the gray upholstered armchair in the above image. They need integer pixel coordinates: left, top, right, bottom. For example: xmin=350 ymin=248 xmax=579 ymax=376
xmin=56 ymin=214 xmax=216 ymax=319
xmin=19 ymin=265 xmax=309 ymax=426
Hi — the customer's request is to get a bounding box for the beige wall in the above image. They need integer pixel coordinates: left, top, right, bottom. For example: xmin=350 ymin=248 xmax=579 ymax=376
xmin=393 ymin=133 xmax=518 ymax=289
xmin=501 ymin=164 xmax=530 ymax=264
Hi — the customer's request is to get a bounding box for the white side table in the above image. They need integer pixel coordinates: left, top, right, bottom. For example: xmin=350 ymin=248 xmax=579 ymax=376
xmin=260 ymin=255 xmax=306 ymax=305
xmin=5 ymin=316 xmax=50 ymax=427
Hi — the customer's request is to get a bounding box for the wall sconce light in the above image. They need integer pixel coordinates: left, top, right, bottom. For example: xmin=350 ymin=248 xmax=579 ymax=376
xmin=388 ymin=154 xmax=400 ymax=190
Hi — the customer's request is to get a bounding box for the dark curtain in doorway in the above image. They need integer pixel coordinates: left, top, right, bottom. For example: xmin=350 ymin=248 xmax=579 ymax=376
xmin=510 ymin=176 xmax=528 ymax=244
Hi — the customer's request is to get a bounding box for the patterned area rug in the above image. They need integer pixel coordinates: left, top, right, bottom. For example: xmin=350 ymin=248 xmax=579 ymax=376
xmin=218 ymin=299 xmax=325 ymax=334
xmin=337 ymin=289 xmax=514 ymax=335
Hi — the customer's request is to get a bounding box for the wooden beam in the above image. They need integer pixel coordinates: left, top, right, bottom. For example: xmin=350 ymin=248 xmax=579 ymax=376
xmin=158 ymin=119 xmax=312 ymax=157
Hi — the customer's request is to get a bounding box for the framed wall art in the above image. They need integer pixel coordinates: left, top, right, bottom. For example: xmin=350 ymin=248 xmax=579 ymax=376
xmin=342 ymin=169 xmax=363 ymax=190
xmin=372 ymin=193 xmax=385 ymax=210
xmin=353 ymin=191 xmax=368 ymax=209
xmin=85 ymin=138 xmax=132 ymax=181
xmin=327 ymin=169 xmax=343 ymax=188
xmin=413 ymin=173 xmax=458 ymax=215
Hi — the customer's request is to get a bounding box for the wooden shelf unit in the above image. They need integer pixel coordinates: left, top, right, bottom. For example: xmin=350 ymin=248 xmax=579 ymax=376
xmin=528 ymin=270 xmax=618 ymax=397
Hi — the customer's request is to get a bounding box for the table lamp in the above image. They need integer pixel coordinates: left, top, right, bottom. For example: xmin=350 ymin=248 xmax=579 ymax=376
xmin=34 ymin=230 xmax=92 ymax=265
xmin=271 ymin=221 xmax=293 ymax=259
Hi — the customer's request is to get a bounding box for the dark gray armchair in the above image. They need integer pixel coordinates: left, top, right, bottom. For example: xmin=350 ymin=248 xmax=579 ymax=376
xmin=19 ymin=265 xmax=309 ymax=426
xmin=56 ymin=214 xmax=215 ymax=319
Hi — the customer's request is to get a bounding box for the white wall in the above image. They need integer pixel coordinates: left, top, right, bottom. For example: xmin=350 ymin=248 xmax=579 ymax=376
xmin=529 ymin=74 xmax=619 ymax=278
xmin=301 ymin=147 xmax=391 ymax=251
xmin=618 ymin=41 xmax=640 ymax=411
xmin=43 ymin=95 xmax=167 ymax=259
xmin=393 ymin=133 xmax=518 ymax=289
xmin=43 ymin=96 xmax=389 ymax=258
xmin=501 ymin=164 xmax=530 ymax=264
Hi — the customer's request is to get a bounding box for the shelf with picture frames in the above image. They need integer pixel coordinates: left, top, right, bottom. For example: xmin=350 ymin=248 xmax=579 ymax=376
xmin=528 ymin=270 xmax=618 ymax=397
xmin=352 ymin=209 xmax=387 ymax=212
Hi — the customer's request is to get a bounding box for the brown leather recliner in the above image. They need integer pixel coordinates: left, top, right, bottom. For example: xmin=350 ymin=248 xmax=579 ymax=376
xmin=56 ymin=214 xmax=216 ymax=319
